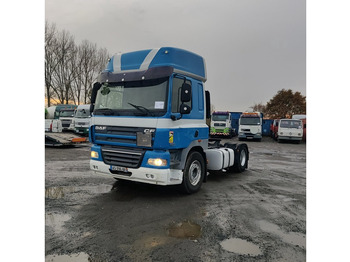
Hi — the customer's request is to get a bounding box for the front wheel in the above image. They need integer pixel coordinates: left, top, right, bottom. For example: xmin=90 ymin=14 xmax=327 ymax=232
xmin=181 ymin=151 xmax=205 ymax=194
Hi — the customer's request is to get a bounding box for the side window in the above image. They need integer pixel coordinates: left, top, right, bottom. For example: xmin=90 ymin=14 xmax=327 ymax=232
xmin=171 ymin=77 xmax=192 ymax=113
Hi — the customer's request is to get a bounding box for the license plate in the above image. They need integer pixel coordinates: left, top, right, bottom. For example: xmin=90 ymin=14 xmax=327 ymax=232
xmin=110 ymin=166 xmax=128 ymax=172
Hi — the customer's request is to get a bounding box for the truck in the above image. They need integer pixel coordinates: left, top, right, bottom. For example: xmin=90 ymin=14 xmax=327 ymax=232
xmin=73 ymin=104 xmax=91 ymax=135
xmin=238 ymin=112 xmax=263 ymax=141
xmin=276 ymin=119 xmax=303 ymax=143
xmin=270 ymin=119 xmax=280 ymax=140
xmin=46 ymin=104 xmax=78 ymax=119
xmin=45 ymin=105 xmax=87 ymax=146
xmin=59 ymin=108 xmax=76 ymax=131
xmin=89 ymin=47 xmax=249 ymax=193
xmin=210 ymin=111 xmax=236 ymax=137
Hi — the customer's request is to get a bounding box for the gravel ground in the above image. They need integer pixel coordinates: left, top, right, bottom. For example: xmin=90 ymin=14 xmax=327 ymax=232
xmin=45 ymin=136 xmax=306 ymax=261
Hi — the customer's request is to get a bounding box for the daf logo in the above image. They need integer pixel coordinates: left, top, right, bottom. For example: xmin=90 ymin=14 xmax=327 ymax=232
xmin=144 ymin=128 xmax=155 ymax=134
xmin=95 ymin=126 xmax=107 ymax=131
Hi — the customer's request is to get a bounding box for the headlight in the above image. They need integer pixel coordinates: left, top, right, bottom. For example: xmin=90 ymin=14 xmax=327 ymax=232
xmin=147 ymin=158 xmax=167 ymax=167
xmin=91 ymin=151 xmax=99 ymax=159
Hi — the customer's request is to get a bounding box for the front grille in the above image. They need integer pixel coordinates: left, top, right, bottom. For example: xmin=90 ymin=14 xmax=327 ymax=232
xmin=214 ymin=123 xmax=226 ymax=127
xmin=94 ymin=125 xmax=155 ymax=147
xmin=61 ymin=120 xmax=71 ymax=128
xmin=101 ymin=146 xmax=146 ymax=168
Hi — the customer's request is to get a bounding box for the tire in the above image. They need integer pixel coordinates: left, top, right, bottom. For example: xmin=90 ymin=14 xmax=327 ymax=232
xmin=234 ymin=145 xmax=248 ymax=173
xmin=181 ymin=151 xmax=205 ymax=194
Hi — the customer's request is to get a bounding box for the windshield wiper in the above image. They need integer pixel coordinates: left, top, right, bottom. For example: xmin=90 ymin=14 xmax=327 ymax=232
xmin=94 ymin=108 xmax=115 ymax=115
xmin=128 ymin=103 xmax=155 ymax=116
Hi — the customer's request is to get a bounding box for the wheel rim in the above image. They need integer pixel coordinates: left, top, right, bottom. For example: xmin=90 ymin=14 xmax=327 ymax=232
xmin=189 ymin=160 xmax=202 ymax=186
xmin=240 ymin=149 xmax=247 ymax=166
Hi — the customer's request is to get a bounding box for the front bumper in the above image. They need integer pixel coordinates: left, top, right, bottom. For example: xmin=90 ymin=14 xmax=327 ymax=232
xmin=75 ymin=127 xmax=89 ymax=134
xmin=278 ymin=136 xmax=302 ymax=141
xmin=90 ymin=159 xmax=183 ymax=186
xmin=238 ymin=133 xmax=262 ymax=139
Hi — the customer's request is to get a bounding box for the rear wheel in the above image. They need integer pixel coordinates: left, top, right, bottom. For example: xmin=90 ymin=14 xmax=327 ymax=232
xmin=234 ymin=145 xmax=248 ymax=172
xmin=181 ymin=151 xmax=205 ymax=194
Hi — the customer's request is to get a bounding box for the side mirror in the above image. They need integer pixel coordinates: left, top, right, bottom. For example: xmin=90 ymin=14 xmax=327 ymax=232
xmin=90 ymin=82 xmax=102 ymax=113
xmin=181 ymin=83 xmax=191 ymax=102
xmin=180 ymin=104 xmax=191 ymax=115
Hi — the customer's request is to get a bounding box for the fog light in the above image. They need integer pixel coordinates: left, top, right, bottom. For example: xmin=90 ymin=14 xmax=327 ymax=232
xmin=147 ymin=158 xmax=167 ymax=167
xmin=91 ymin=151 xmax=99 ymax=159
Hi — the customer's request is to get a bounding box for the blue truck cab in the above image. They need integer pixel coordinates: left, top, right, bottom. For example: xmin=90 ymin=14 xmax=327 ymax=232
xmin=89 ymin=47 xmax=249 ymax=193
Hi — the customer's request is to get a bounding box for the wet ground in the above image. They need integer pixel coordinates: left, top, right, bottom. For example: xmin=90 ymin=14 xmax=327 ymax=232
xmin=45 ymin=137 xmax=306 ymax=261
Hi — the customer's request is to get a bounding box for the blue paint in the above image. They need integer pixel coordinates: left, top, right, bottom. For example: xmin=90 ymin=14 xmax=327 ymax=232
xmin=121 ymin=49 xmax=152 ymax=70
xmin=90 ymin=145 xmax=102 ymax=161
xmin=140 ymin=150 xmax=170 ymax=169
xmin=149 ymin=47 xmax=206 ymax=81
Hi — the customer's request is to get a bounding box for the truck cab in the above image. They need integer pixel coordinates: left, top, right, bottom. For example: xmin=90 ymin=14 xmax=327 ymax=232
xmin=276 ymin=119 xmax=303 ymax=143
xmin=210 ymin=111 xmax=234 ymax=137
xmin=238 ymin=112 xmax=263 ymax=141
xmin=270 ymin=119 xmax=280 ymax=140
xmin=89 ymin=47 xmax=249 ymax=193
xmin=59 ymin=109 xmax=76 ymax=131
xmin=73 ymin=104 xmax=91 ymax=135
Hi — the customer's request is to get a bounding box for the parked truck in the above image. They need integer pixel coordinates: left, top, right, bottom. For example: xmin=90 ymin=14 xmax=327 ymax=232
xmin=73 ymin=104 xmax=91 ymax=135
xmin=276 ymin=119 xmax=303 ymax=143
xmin=238 ymin=112 xmax=263 ymax=141
xmin=46 ymin=104 xmax=77 ymax=119
xmin=210 ymin=111 xmax=235 ymax=137
xmin=45 ymin=104 xmax=87 ymax=146
xmin=89 ymin=47 xmax=249 ymax=193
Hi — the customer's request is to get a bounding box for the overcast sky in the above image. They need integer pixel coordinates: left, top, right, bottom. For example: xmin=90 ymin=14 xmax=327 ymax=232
xmin=46 ymin=0 xmax=305 ymax=112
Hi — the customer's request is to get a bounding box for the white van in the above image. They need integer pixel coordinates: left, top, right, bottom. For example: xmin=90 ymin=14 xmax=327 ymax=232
xmin=73 ymin=104 xmax=91 ymax=135
xmin=277 ymin=119 xmax=303 ymax=143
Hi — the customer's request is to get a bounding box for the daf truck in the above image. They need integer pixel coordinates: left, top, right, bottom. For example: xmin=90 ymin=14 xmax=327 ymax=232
xmin=238 ymin=112 xmax=263 ymax=141
xmin=89 ymin=47 xmax=249 ymax=193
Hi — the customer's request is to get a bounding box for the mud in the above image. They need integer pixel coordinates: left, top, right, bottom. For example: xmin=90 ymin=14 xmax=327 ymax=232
xmin=45 ymin=138 xmax=306 ymax=261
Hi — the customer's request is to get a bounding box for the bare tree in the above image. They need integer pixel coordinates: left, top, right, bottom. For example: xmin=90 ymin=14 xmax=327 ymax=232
xmin=45 ymin=21 xmax=59 ymax=107
xmin=51 ymin=29 xmax=76 ymax=104
xmin=250 ymin=103 xmax=266 ymax=113
xmin=45 ymin=21 xmax=110 ymax=106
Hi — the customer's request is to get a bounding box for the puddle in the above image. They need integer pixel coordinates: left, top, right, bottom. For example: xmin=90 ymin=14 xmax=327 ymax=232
xmin=45 ymin=213 xmax=71 ymax=234
xmin=257 ymin=220 xmax=306 ymax=248
xmin=167 ymin=220 xmax=201 ymax=240
xmin=45 ymin=184 xmax=112 ymax=199
xmin=45 ymin=252 xmax=89 ymax=262
xmin=220 ymin=238 xmax=262 ymax=256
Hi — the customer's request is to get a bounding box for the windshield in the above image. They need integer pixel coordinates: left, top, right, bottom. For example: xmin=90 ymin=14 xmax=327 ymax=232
xmin=75 ymin=108 xmax=90 ymax=118
xmin=240 ymin=117 xmax=261 ymax=125
xmin=94 ymin=77 xmax=168 ymax=116
xmin=212 ymin=114 xmax=229 ymax=121
xmin=59 ymin=110 xmax=75 ymax=117
xmin=280 ymin=120 xmax=302 ymax=129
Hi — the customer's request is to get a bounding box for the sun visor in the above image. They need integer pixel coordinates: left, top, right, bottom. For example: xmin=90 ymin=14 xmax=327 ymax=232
xmin=99 ymin=66 xmax=174 ymax=83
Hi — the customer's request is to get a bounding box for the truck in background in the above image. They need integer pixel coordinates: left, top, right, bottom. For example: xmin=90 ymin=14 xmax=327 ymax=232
xmin=89 ymin=47 xmax=249 ymax=194
xmin=73 ymin=104 xmax=91 ymax=135
xmin=292 ymin=115 xmax=306 ymax=141
xmin=45 ymin=104 xmax=86 ymax=146
xmin=210 ymin=111 xmax=236 ymax=137
xmin=270 ymin=119 xmax=280 ymax=140
xmin=276 ymin=119 xmax=303 ymax=143
xmin=238 ymin=112 xmax=263 ymax=141
xmin=59 ymin=108 xmax=76 ymax=131
xmin=46 ymin=104 xmax=78 ymax=119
